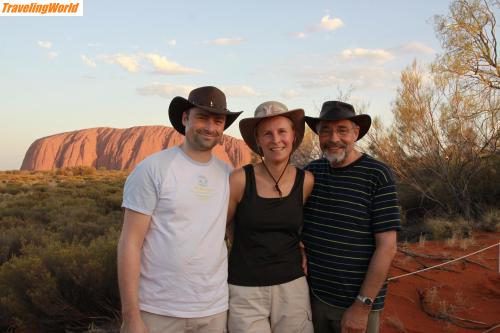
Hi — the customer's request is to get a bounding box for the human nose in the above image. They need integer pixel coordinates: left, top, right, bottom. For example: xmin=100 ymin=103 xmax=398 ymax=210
xmin=330 ymin=130 xmax=342 ymax=141
xmin=204 ymin=118 xmax=217 ymax=131
xmin=270 ymin=132 xmax=281 ymax=143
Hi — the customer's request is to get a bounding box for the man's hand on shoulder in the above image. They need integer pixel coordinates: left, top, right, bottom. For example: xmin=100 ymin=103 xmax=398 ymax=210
xmin=340 ymin=301 xmax=371 ymax=333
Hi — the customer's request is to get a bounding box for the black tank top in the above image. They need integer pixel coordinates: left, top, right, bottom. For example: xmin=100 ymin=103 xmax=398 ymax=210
xmin=228 ymin=164 xmax=305 ymax=286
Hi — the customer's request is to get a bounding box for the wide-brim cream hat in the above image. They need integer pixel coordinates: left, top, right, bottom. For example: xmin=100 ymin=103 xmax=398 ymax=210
xmin=239 ymin=101 xmax=305 ymax=155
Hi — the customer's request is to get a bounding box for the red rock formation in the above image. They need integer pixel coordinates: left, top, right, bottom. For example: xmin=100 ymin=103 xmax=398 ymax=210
xmin=21 ymin=126 xmax=253 ymax=170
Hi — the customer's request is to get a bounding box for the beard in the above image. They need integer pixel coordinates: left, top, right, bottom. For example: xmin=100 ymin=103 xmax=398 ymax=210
xmin=187 ymin=129 xmax=221 ymax=151
xmin=325 ymin=150 xmax=346 ymax=164
xmin=322 ymin=142 xmax=348 ymax=165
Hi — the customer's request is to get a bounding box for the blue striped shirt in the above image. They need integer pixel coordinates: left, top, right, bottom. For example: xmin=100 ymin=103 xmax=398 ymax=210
xmin=303 ymin=154 xmax=401 ymax=310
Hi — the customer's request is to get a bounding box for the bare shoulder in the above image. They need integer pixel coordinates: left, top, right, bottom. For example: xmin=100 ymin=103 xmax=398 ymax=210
xmin=229 ymin=167 xmax=247 ymax=202
xmin=304 ymin=170 xmax=314 ymax=191
xmin=303 ymin=170 xmax=315 ymax=202
xmin=230 ymin=167 xmax=246 ymax=185
xmin=304 ymin=170 xmax=314 ymax=186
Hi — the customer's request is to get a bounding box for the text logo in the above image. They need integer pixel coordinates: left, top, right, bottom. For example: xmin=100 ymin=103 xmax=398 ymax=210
xmin=1 ymin=0 xmax=83 ymax=16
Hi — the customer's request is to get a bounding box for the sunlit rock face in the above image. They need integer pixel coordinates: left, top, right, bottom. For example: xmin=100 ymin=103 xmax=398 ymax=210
xmin=21 ymin=126 xmax=252 ymax=170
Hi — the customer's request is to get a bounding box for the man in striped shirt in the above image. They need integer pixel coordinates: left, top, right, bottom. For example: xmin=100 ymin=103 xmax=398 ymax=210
xmin=303 ymin=101 xmax=400 ymax=333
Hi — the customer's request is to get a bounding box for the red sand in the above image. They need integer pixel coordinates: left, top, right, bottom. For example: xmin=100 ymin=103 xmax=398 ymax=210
xmin=382 ymin=232 xmax=500 ymax=333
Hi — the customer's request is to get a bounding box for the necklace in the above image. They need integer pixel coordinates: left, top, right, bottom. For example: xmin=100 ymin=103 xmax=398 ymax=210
xmin=260 ymin=157 xmax=290 ymax=199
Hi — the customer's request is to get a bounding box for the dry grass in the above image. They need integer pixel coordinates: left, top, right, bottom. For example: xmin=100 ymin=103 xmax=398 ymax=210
xmin=426 ymin=286 xmax=439 ymax=305
xmin=385 ymin=315 xmax=407 ymax=333
xmin=479 ymin=208 xmax=500 ymax=232
xmin=458 ymin=236 xmax=476 ymax=250
xmin=444 ymin=233 xmax=476 ymax=250
xmin=445 ymin=233 xmax=458 ymax=248
xmin=424 ymin=216 xmax=472 ymax=240
xmin=418 ymin=233 xmax=427 ymax=248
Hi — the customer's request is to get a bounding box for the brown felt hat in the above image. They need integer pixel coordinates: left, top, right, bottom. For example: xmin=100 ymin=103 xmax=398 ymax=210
xmin=168 ymin=86 xmax=243 ymax=135
xmin=239 ymin=101 xmax=305 ymax=155
xmin=305 ymin=101 xmax=371 ymax=140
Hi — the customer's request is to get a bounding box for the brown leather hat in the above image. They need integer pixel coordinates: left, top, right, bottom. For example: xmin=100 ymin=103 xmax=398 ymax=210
xmin=168 ymin=86 xmax=243 ymax=135
xmin=305 ymin=101 xmax=371 ymax=140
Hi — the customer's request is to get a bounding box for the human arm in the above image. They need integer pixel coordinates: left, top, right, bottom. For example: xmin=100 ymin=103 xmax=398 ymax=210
xmin=302 ymin=170 xmax=314 ymax=204
xmin=117 ymin=209 xmax=152 ymax=333
xmin=226 ymin=168 xmax=246 ymax=244
xmin=340 ymin=230 xmax=397 ymax=333
xmin=300 ymin=170 xmax=315 ymax=275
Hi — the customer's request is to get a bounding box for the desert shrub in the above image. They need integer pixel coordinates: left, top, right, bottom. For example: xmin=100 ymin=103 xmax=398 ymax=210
xmin=478 ymin=208 xmax=500 ymax=232
xmin=0 ymin=231 xmax=120 ymax=332
xmin=0 ymin=225 xmax=47 ymax=264
xmin=424 ymin=216 xmax=472 ymax=240
xmin=0 ymin=170 xmax=126 ymax=332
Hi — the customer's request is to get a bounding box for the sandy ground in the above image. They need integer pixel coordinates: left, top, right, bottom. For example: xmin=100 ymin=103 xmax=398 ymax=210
xmin=382 ymin=232 xmax=500 ymax=333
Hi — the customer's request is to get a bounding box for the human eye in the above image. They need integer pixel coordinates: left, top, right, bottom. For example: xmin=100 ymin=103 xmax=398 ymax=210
xmin=319 ymin=128 xmax=331 ymax=136
xmin=279 ymin=128 xmax=288 ymax=134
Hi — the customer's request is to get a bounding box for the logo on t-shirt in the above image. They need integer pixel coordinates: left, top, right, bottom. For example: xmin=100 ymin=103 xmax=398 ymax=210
xmin=192 ymin=175 xmax=213 ymax=201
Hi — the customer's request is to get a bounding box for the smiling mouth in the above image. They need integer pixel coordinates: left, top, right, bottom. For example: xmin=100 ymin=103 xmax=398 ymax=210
xmin=198 ymin=131 xmax=218 ymax=138
xmin=270 ymin=147 xmax=286 ymax=151
xmin=325 ymin=145 xmax=346 ymax=150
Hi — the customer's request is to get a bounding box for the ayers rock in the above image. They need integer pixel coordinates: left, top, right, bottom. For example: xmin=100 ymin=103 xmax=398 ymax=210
xmin=21 ymin=126 xmax=253 ymax=171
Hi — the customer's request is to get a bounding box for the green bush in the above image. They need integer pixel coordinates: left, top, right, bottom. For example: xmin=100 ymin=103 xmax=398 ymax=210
xmin=0 ymin=170 xmax=126 ymax=332
xmin=0 ymin=232 xmax=120 ymax=332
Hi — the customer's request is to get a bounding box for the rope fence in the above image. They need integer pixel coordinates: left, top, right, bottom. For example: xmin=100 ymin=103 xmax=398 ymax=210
xmin=387 ymin=241 xmax=500 ymax=332
xmin=388 ymin=241 xmax=500 ymax=281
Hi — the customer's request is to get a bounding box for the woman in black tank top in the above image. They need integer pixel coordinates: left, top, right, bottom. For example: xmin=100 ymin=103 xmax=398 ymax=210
xmin=227 ymin=101 xmax=314 ymax=333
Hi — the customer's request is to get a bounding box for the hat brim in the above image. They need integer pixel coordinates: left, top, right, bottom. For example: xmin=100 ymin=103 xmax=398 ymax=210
xmin=305 ymin=114 xmax=371 ymax=141
xmin=239 ymin=109 xmax=305 ymax=155
xmin=168 ymin=96 xmax=243 ymax=135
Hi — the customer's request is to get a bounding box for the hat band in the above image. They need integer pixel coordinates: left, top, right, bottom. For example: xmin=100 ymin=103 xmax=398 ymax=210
xmin=189 ymin=99 xmax=227 ymax=111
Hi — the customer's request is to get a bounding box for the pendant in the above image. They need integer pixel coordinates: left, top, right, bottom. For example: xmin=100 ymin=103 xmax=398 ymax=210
xmin=275 ymin=184 xmax=283 ymax=197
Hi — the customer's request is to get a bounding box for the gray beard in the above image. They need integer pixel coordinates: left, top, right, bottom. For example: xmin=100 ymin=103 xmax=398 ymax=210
xmin=325 ymin=150 xmax=347 ymax=165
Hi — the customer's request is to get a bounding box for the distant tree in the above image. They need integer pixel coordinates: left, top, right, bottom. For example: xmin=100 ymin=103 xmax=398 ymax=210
xmin=368 ymin=60 xmax=499 ymax=220
xmin=433 ymin=0 xmax=500 ymax=94
xmin=366 ymin=0 xmax=500 ymax=222
xmin=292 ymin=127 xmax=322 ymax=168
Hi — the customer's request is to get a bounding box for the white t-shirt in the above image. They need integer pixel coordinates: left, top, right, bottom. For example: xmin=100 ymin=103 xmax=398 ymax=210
xmin=122 ymin=146 xmax=231 ymax=318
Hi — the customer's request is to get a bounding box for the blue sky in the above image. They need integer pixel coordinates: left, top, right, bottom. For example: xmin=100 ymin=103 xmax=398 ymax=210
xmin=0 ymin=0 xmax=452 ymax=170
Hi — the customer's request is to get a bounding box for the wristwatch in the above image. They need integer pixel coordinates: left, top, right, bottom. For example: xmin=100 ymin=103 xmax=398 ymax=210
xmin=356 ymin=295 xmax=374 ymax=307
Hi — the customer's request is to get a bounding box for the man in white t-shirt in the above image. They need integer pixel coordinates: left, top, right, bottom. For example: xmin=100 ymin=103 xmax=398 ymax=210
xmin=118 ymin=86 xmax=242 ymax=333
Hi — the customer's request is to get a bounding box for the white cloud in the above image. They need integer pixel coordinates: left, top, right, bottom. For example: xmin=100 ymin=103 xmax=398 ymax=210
xmin=98 ymin=53 xmax=140 ymax=73
xmin=399 ymin=42 xmax=435 ymax=55
xmin=341 ymin=48 xmax=394 ymax=63
xmin=281 ymin=89 xmax=301 ymax=99
xmin=166 ymin=39 xmax=177 ymax=46
xmin=295 ymin=14 xmax=344 ymax=37
xmin=222 ymin=85 xmax=258 ymax=97
xmin=209 ymin=37 xmax=245 ymax=45
xmin=87 ymin=42 xmax=102 ymax=47
xmin=98 ymin=52 xmax=200 ymax=75
xmin=293 ymin=32 xmax=307 ymax=39
xmin=137 ymin=83 xmax=193 ymax=99
xmin=142 ymin=53 xmax=201 ymax=75
xmin=48 ymin=51 xmax=58 ymax=60
xmin=298 ymin=66 xmax=398 ymax=90
xmin=81 ymin=54 xmax=96 ymax=68
xmin=320 ymin=15 xmax=344 ymax=31
xmin=37 ymin=41 xmax=52 ymax=49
